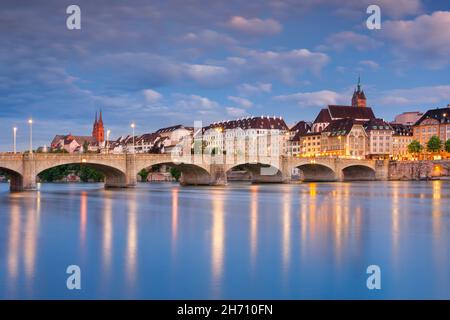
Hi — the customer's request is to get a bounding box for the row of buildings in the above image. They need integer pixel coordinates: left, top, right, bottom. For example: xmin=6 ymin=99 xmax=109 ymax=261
xmin=49 ymin=80 xmax=450 ymax=160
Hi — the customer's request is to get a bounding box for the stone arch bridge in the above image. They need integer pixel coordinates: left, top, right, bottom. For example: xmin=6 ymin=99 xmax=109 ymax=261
xmin=0 ymin=153 xmax=388 ymax=192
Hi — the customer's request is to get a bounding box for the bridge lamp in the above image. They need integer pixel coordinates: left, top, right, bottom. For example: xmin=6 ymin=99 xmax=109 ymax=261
xmin=28 ymin=118 xmax=33 ymax=154
xmin=130 ymin=122 xmax=136 ymax=154
xmin=13 ymin=127 xmax=17 ymax=154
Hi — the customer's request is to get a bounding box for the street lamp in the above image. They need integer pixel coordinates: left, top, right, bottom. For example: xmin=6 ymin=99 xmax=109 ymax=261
xmin=28 ymin=118 xmax=33 ymax=154
xmin=13 ymin=127 xmax=17 ymax=154
xmin=131 ymin=122 xmax=136 ymax=154
xmin=106 ymin=129 xmax=111 ymax=154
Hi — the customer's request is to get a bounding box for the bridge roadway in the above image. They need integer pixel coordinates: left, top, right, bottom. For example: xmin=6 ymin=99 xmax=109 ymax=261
xmin=0 ymin=153 xmax=389 ymax=192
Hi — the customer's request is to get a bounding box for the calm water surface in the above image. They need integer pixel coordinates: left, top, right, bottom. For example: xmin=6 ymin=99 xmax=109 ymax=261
xmin=0 ymin=181 xmax=449 ymax=299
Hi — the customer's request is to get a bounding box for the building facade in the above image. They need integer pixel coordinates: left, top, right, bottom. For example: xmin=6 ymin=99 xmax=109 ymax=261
xmin=413 ymin=107 xmax=450 ymax=148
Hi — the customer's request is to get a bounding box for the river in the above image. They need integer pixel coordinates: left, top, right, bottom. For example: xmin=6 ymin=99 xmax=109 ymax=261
xmin=0 ymin=181 xmax=449 ymax=299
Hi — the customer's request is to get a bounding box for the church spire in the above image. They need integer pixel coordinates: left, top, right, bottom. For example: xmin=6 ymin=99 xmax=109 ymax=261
xmin=352 ymin=75 xmax=367 ymax=108
xmin=99 ymin=109 xmax=103 ymax=124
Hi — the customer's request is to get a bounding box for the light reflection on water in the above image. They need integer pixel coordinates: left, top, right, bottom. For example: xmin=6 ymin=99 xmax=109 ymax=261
xmin=0 ymin=181 xmax=449 ymax=299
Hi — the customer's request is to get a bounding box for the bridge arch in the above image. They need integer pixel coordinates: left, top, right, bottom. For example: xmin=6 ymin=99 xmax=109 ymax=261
xmin=136 ymin=161 xmax=212 ymax=185
xmin=226 ymin=162 xmax=283 ymax=183
xmin=341 ymin=164 xmax=376 ymax=181
xmin=0 ymin=167 xmax=24 ymax=192
xmin=295 ymin=163 xmax=337 ymax=182
xmin=36 ymin=162 xmax=128 ymax=188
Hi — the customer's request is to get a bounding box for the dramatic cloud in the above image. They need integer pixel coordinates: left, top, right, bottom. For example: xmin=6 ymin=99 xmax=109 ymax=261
xmin=227 ymin=96 xmax=253 ymax=108
xmin=226 ymin=16 xmax=282 ymax=36
xmin=143 ymin=89 xmax=163 ymax=104
xmin=381 ymin=11 xmax=450 ymax=68
xmin=320 ymin=31 xmax=383 ymax=52
xmin=274 ymin=90 xmax=347 ymax=107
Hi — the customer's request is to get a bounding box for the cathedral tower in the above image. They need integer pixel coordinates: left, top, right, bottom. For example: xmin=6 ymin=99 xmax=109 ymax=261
xmin=92 ymin=110 xmax=105 ymax=143
xmin=351 ymin=76 xmax=367 ymax=108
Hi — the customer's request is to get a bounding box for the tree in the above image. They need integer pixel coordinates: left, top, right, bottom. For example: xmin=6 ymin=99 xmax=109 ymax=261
xmin=83 ymin=141 xmax=89 ymax=153
xmin=426 ymin=136 xmax=442 ymax=153
xmin=138 ymin=169 xmax=149 ymax=182
xmin=407 ymin=140 xmax=423 ymax=155
xmin=170 ymin=167 xmax=181 ymax=182
xmin=445 ymin=139 xmax=450 ymax=153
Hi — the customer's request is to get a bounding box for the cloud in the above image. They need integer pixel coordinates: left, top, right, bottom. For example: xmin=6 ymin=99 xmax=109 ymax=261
xmin=381 ymin=11 xmax=450 ymax=68
xmin=143 ymin=89 xmax=163 ymax=103
xmin=320 ymin=31 xmax=383 ymax=52
xmin=237 ymin=82 xmax=272 ymax=95
xmin=226 ymin=107 xmax=248 ymax=117
xmin=358 ymin=60 xmax=380 ymax=71
xmin=183 ymin=64 xmax=229 ymax=85
xmin=230 ymin=48 xmax=329 ymax=83
xmin=177 ymin=29 xmax=237 ymax=48
xmin=227 ymin=96 xmax=253 ymax=108
xmin=377 ymin=85 xmax=450 ymax=106
xmin=274 ymin=90 xmax=347 ymax=107
xmin=226 ymin=16 xmax=282 ymax=36
xmin=174 ymin=94 xmax=219 ymax=111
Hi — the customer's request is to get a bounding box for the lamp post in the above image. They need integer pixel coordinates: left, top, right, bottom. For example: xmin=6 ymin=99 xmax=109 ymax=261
xmin=131 ymin=122 xmax=136 ymax=154
xmin=13 ymin=127 xmax=17 ymax=154
xmin=28 ymin=118 xmax=33 ymax=154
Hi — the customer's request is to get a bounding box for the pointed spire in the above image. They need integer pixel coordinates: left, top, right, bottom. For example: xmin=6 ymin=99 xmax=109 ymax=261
xmin=94 ymin=111 xmax=98 ymax=124
xmin=99 ymin=109 xmax=103 ymax=123
xmin=357 ymin=75 xmax=361 ymax=92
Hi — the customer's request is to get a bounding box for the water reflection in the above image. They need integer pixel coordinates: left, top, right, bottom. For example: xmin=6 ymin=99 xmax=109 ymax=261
xmin=7 ymin=201 xmax=21 ymax=285
xmin=211 ymin=189 xmax=225 ymax=297
xmin=250 ymin=185 xmax=258 ymax=269
xmin=171 ymin=188 xmax=179 ymax=255
xmin=0 ymin=181 xmax=449 ymax=299
xmin=126 ymin=192 xmax=138 ymax=288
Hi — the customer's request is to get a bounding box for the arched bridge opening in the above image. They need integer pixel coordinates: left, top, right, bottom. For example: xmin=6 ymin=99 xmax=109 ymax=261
xmin=342 ymin=165 xmax=376 ymax=181
xmin=226 ymin=163 xmax=283 ymax=183
xmin=137 ymin=162 xmax=212 ymax=185
xmin=37 ymin=163 xmax=128 ymax=188
xmin=0 ymin=167 xmax=24 ymax=192
xmin=296 ymin=164 xmax=337 ymax=182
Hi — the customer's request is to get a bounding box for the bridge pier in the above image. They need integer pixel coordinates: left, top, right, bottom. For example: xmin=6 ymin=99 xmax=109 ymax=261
xmin=23 ymin=155 xmax=37 ymax=191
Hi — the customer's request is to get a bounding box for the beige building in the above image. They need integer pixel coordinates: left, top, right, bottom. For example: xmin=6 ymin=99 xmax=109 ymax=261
xmin=321 ymin=118 xmax=367 ymax=158
xmin=364 ymin=119 xmax=393 ymax=159
xmin=391 ymin=123 xmax=413 ymax=159
xmin=413 ymin=107 xmax=450 ymax=148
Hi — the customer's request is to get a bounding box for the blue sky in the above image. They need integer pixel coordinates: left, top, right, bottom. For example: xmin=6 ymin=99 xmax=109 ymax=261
xmin=1 ymin=0 xmax=450 ymax=151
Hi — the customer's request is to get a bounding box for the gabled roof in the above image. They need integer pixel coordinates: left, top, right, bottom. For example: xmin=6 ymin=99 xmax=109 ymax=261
xmin=390 ymin=123 xmax=413 ymax=136
xmin=207 ymin=116 xmax=289 ymax=131
xmin=363 ymin=118 xmax=392 ymax=131
xmin=322 ymin=118 xmax=365 ymax=136
xmin=290 ymin=121 xmax=311 ymax=133
xmin=313 ymin=109 xmax=332 ymax=123
xmin=328 ymin=105 xmax=375 ymax=121
xmin=155 ymin=125 xmax=186 ymax=134
xmin=414 ymin=107 xmax=450 ymax=126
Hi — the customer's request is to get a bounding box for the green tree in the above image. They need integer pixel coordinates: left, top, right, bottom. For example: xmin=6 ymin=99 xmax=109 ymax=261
xmin=445 ymin=139 xmax=450 ymax=153
xmin=407 ymin=140 xmax=423 ymax=155
xmin=138 ymin=169 xmax=149 ymax=182
xmin=426 ymin=136 xmax=442 ymax=153
xmin=83 ymin=141 xmax=89 ymax=153
xmin=170 ymin=167 xmax=181 ymax=182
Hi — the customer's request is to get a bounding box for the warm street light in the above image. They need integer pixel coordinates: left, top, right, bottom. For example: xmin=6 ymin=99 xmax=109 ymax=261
xmin=13 ymin=127 xmax=17 ymax=154
xmin=131 ymin=122 xmax=136 ymax=154
xmin=28 ymin=118 xmax=33 ymax=154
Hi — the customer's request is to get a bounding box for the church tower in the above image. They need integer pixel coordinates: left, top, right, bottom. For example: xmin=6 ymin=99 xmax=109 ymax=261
xmin=92 ymin=110 xmax=105 ymax=143
xmin=351 ymin=76 xmax=367 ymax=108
